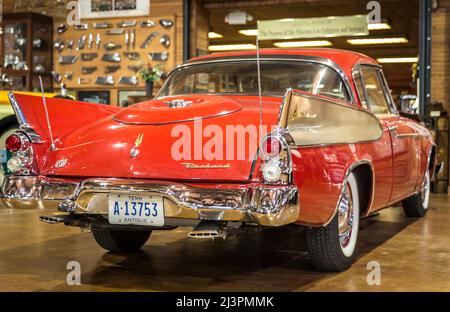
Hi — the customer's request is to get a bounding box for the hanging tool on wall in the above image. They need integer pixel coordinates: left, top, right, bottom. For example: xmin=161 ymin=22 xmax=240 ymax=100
xmin=87 ymin=33 xmax=94 ymax=49
xmin=95 ymin=33 xmax=102 ymax=49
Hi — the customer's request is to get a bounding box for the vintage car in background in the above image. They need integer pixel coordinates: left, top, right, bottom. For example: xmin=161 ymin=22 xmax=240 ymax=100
xmin=1 ymin=49 xmax=435 ymax=272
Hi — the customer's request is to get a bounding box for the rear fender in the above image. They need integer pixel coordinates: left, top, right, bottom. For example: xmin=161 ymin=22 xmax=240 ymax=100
xmin=9 ymin=92 xmax=121 ymax=149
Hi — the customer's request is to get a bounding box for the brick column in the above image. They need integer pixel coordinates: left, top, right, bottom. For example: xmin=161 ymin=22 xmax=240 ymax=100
xmin=431 ymin=0 xmax=450 ymax=112
xmin=431 ymin=0 xmax=450 ymax=194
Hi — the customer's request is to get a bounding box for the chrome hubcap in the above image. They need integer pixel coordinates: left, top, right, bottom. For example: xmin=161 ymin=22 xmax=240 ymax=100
xmin=338 ymin=183 xmax=354 ymax=249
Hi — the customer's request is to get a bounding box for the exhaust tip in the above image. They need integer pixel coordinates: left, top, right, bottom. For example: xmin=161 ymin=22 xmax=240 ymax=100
xmin=39 ymin=215 xmax=66 ymax=224
xmin=188 ymin=221 xmax=226 ymax=239
xmin=188 ymin=230 xmax=223 ymax=238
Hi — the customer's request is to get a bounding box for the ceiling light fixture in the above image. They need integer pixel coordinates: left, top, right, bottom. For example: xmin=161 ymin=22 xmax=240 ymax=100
xmin=208 ymin=32 xmax=223 ymax=39
xmin=225 ymin=11 xmax=253 ymax=25
xmin=208 ymin=44 xmax=256 ymax=51
xmin=239 ymin=29 xmax=258 ymax=36
xmin=347 ymin=37 xmax=408 ymax=45
xmin=367 ymin=22 xmax=391 ymax=30
xmin=377 ymin=57 xmax=419 ymax=63
xmin=273 ymin=40 xmax=333 ymax=48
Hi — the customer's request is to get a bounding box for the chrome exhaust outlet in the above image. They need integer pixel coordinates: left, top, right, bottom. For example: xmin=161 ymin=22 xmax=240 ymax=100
xmin=188 ymin=221 xmax=226 ymax=239
xmin=39 ymin=215 xmax=67 ymax=224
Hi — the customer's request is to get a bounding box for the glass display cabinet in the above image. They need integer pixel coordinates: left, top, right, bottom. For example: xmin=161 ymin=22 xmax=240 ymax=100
xmin=1 ymin=13 xmax=53 ymax=92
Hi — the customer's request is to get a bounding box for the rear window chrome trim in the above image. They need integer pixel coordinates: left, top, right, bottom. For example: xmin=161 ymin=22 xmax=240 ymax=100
xmin=158 ymin=56 xmax=356 ymax=105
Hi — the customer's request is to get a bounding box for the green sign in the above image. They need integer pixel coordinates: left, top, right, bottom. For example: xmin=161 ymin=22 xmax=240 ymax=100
xmin=257 ymin=15 xmax=368 ymax=40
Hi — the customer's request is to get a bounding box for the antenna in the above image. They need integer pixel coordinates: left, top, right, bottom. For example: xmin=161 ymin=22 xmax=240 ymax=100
xmin=256 ymin=21 xmax=263 ymax=139
xmin=39 ymin=76 xmax=56 ymax=151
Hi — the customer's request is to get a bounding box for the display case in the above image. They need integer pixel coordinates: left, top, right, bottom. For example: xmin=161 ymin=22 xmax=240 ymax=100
xmin=1 ymin=13 xmax=53 ymax=92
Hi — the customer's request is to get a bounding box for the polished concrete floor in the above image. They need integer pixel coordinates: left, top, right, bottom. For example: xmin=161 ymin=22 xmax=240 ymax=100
xmin=0 ymin=195 xmax=449 ymax=291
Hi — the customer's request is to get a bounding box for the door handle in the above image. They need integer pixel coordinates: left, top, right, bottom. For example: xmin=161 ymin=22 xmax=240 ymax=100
xmin=388 ymin=125 xmax=398 ymax=132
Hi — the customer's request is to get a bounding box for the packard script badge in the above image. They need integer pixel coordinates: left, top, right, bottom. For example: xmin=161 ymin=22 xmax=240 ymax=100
xmin=130 ymin=133 xmax=144 ymax=158
xmin=181 ymin=163 xmax=231 ymax=169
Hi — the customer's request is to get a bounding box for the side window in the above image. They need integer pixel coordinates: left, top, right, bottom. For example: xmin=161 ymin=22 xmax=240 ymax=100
xmin=353 ymin=69 xmax=368 ymax=109
xmin=360 ymin=67 xmax=391 ymax=115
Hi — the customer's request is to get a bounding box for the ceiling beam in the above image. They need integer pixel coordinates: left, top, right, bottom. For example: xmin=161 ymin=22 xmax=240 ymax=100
xmin=203 ymin=0 xmax=409 ymax=11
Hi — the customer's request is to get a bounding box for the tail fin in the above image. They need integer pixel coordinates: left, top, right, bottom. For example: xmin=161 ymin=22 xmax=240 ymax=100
xmin=8 ymin=92 xmax=121 ymax=147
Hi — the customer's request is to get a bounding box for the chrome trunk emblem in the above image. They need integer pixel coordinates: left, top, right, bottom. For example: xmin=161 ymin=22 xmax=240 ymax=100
xmin=165 ymin=99 xmax=192 ymax=108
xmin=130 ymin=134 xmax=144 ymax=158
xmin=55 ymin=159 xmax=67 ymax=168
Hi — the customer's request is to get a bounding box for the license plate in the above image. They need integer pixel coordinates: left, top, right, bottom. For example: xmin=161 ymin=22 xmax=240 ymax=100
xmin=108 ymin=194 xmax=164 ymax=226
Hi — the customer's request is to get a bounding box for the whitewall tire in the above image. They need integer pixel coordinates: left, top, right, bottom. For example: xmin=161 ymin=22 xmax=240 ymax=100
xmin=402 ymin=169 xmax=430 ymax=217
xmin=305 ymin=172 xmax=360 ymax=272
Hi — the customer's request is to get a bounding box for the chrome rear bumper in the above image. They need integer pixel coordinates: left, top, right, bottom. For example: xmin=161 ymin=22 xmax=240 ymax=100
xmin=1 ymin=176 xmax=299 ymax=227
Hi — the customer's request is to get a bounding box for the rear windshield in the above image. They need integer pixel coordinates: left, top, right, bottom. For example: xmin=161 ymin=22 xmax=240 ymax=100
xmin=157 ymin=60 xmax=350 ymax=102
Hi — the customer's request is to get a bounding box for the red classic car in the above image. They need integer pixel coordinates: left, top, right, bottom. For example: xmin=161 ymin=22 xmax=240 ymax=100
xmin=1 ymin=49 xmax=435 ymax=272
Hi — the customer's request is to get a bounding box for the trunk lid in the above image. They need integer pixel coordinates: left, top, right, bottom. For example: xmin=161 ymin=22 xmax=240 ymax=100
xmin=113 ymin=95 xmax=242 ymax=125
xmin=43 ymin=95 xmax=281 ymax=182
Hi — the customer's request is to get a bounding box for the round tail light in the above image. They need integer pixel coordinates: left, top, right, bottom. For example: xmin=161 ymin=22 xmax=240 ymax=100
xmin=5 ymin=134 xmax=23 ymax=152
xmin=262 ymin=162 xmax=282 ymax=183
xmin=261 ymin=136 xmax=282 ymax=158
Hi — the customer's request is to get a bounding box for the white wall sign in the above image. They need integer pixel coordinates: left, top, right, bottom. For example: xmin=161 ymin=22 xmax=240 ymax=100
xmin=258 ymin=15 xmax=368 ymax=40
xmin=79 ymin=0 xmax=150 ymax=19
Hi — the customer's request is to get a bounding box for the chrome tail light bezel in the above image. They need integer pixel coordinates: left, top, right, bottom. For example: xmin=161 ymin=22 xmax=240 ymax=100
xmin=5 ymin=130 xmax=38 ymax=175
xmin=259 ymin=128 xmax=293 ymax=185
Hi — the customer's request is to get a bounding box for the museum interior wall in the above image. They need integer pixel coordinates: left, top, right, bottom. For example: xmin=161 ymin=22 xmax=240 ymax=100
xmin=0 ymin=0 xmax=209 ymax=106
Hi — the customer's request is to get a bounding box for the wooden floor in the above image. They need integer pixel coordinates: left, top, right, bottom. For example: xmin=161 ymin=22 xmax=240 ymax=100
xmin=0 ymin=195 xmax=449 ymax=291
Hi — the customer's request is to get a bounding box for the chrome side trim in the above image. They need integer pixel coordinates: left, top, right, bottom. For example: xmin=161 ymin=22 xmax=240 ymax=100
xmin=396 ymin=133 xmax=426 ymax=138
xmin=322 ymin=159 xmax=375 ymax=227
xmin=157 ymin=56 xmax=356 ymax=105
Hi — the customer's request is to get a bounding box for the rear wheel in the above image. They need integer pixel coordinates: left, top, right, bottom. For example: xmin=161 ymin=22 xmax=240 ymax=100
xmin=92 ymin=229 xmax=152 ymax=252
xmin=402 ymin=169 xmax=430 ymax=217
xmin=305 ymin=172 xmax=360 ymax=272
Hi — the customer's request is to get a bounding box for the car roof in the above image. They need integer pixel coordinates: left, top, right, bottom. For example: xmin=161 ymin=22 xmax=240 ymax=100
xmin=187 ymin=48 xmax=379 ymax=75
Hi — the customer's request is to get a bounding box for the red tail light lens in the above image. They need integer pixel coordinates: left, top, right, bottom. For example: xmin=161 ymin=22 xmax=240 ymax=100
xmin=261 ymin=136 xmax=282 ymax=158
xmin=5 ymin=134 xmax=23 ymax=152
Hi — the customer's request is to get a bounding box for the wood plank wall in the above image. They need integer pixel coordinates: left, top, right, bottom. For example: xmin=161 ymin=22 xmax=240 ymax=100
xmin=1 ymin=0 xmax=186 ymax=105
xmin=190 ymin=0 xmax=209 ymax=57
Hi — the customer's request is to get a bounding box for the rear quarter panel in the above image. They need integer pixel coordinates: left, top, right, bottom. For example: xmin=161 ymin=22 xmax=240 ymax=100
xmin=293 ymin=133 xmax=393 ymax=226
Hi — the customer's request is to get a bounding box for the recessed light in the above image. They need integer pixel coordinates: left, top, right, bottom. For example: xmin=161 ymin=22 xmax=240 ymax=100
xmin=208 ymin=44 xmax=256 ymax=51
xmin=347 ymin=37 xmax=408 ymax=45
xmin=377 ymin=57 xmax=419 ymax=63
xmin=274 ymin=40 xmax=332 ymax=48
xmin=368 ymin=22 xmax=391 ymax=30
xmin=238 ymin=29 xmax=258 ymax=36
xmin=208 ymin=32 xmax=223 ymax=39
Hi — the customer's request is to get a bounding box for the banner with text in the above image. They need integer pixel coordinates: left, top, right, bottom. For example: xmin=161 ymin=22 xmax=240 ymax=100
xmin=257 ymin=15 xmax=368 ymax=40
